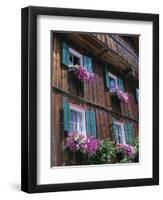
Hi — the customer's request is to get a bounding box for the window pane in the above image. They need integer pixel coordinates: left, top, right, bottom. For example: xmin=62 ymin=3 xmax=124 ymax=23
xmin=79 ymin=125 xmax=83 ymax=133
xmin=115 ymin=124 xmax=124 ymax=144
xmin=74 ymin=123 xmax=77 ymax=132
xmin=77 ymin=112 xmax=82 ymax=125
xmin=109 ymin=77 xmax=116 ymax=88
xmin=70 ymin=122 xmax=74 ymax=132
xmin=69 ymin=108 xmax=85 ymax=134
xmin=118 ymin=126 xmax=123 ymax=144
xmin=70 ymin=110 xmax=74 ymax=122
xmin=69 ymin=54 xmax=74 ymax=65
xmin=74 ymin=55 xmax=80 ymax=65
xmin=74 ymin=111 xmax=78 ymax=123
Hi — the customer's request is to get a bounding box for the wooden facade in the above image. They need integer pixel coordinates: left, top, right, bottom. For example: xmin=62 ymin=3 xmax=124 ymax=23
xmin=51 ymin=32 xmax=139 ymax=166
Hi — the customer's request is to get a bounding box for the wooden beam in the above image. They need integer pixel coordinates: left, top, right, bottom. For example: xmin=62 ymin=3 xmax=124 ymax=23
xmin=52 ymin=86 xmax=138 ymax=123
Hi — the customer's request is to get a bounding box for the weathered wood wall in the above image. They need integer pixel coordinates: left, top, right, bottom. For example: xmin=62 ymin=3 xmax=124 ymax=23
xmin=51 ymin=33 xmax=139 ymax=166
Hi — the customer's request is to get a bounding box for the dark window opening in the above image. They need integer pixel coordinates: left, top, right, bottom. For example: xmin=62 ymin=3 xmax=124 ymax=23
xmin=111 ymin=95 xmax=122 ymax=113
xmin=68 ymin=73 xmax=84 ymax=97
xmin=69 ymin=53 xmax=81 ymax=66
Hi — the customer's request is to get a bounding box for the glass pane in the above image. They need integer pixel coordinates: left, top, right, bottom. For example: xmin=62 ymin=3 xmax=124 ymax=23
xmin=69 ymin=54 xmax=74 ymax=65
xmin=70 ymin=110 xmax=74 ymax=122
xmin=119 ymin=127 xmax=123 ymax=144
xmin=74 ymin=55 xmax=80 ymax=65
xmin=70 ymin=122 xmax=75 ymax=132
xmin=77 ymin=112 xmax=82 ymax=125
xmin=70 ymin=109 xmax=84 ymax=134
xmin=115 ymin=124 xmax=123 ymax=144
xmin=74 ymin=111 xmax=78 ymax=123
xmin=109 ymin=77 xmax=115 ymax=88
xmin=74 ymin=123 xmax=77 ymax=132
xmin=79 ymin=125 xmax=83 ymax=133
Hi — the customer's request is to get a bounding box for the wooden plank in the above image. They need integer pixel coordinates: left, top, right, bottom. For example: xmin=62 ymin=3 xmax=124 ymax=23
xmin=53 ymin=86 xmax=138 ymax=123
xmin=52 ymin=34 xmax=57 ymax=87
xmin=57 ymin=36 xmax=62 ymax=89
xmin=51 ymin=92 xmax=60 ymax=166
xmin=51 ymin=92 xmax=56 ymax=166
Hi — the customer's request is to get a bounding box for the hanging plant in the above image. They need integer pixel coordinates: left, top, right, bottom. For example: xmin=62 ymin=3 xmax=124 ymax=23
xmin=68 ymin=64 xmax=95 ymax=84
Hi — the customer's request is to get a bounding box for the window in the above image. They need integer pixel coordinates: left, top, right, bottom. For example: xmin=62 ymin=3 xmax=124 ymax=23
xmin=113 ymin=121 xmax=126 ymax=144
xmin=105 ymin=65 xmax=125 ymax=91
xmin=112 ymin=119 xmax=134 ymax=145
xmin=62 ymin=41 xmax=93 ymax=72
xmin=108 ymin=73 xmax=122 ymax=113
xmin=68 ymin=48 xmax=84 ymax=97
xmin=111 ymin=95 xmax=122 ymax=113
xmin=69 ymin=104 xmax=86 ymax=135
xmin=69 ymin=48 xmax=83 ymax=66
xmin=63 ymin=102 xmax=97 ymax=137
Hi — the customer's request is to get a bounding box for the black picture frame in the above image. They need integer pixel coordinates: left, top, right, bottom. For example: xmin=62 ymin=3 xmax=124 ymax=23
xmin=21 ymin=6 xmax=159 ymax=193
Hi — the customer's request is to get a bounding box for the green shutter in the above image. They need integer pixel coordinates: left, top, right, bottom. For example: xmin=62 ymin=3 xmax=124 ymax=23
xmin=61 ymin=41 xmax=70 ymax=67
xmin=90 ymin=111 xmax=97 ymax=137
xmin=136 ymin=89 xmax=139 ymax=103
xmin=63 ymin=101 xmax=70 ymax=132
xmin=86 ymin=111 xmax=97 ymax=137
xmin=124 ymin=122 xmax=134 ymax=144
xmin=83 ymin=56 xmax=92 ymax=72
xmin=104 ymin=64 xmax=110 ymax=89
xmin=117 ymin=77 xmax=125 ymax=92
xmin=86 ymin=111 xmax=91 ymax=134
xmin=112 ymin=118 xmax=117 ymax=142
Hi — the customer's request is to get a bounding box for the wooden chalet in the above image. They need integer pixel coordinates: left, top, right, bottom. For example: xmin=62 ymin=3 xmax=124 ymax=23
xmin=51 ymin=32 xmax=139 ymax=166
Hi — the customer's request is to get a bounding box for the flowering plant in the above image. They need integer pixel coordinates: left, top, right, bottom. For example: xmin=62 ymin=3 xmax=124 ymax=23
xmin=69 ymin=64 xmax=95 ymax=84
xmin=117 ymin=90 xmax=129 ymax=104
xmin=65 ymin=132 xmax=100 ymax=156
xmin=65 ymin=133 xmax=138 ymax=165
xmin=88 ymin=140 xmax=116 ymax=164
xmin=115 ymin=143 xmax=136 ymax=161
xmin=110 ymin=88 xmax=129 ymax=103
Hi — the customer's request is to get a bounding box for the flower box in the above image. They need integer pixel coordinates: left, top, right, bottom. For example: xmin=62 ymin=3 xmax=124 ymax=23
xmin=68 ymin=64 xmax=95 ymax=84
xmin=110 ymin=88 xmax=129 ymax=103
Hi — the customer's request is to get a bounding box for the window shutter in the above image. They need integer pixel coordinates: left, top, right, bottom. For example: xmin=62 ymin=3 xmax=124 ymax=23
xmin=63 ymin=101 xmax=70 ymax=132
xmin=86 ymin=111 xmax=91 ymax=134
xmin=104 ymin=64 xmax=110 ymax=89
xmin=124 ymin=122 xmax=134 ymax=144
xmin=90 ymin=111 xmax=97 ymax=137
xmin=61 ymin=41 xmax=70 ymax=67
xmin=112 ymin=118 xmax=117 ymax=142
xmin=136 ymin=89 xmax=139 ymax=103
xmin=86 ymin=111 xmax=97 ymax=137
xmin=83 ymin=56 xmax=92 ymax=72
xmin=117 ymin=77 xmax=125 ymax=92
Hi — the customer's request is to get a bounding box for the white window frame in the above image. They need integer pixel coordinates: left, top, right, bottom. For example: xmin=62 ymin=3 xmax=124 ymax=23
xmin=69 ymin=47 xmax=83 ymax=66
xmin=108 ymin=72 xmax=118 ymax=89
xmin=114 ymin=121 xmax=126 ymax=145
xmin=69 ymin=104 xmax=86 ymax=135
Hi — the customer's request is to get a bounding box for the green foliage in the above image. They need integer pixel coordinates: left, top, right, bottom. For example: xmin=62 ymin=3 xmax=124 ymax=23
xmin=133 ymin=136 xmax=139 ymax=151
xmin=88 ymin=139 xmax=116 ymax=164
xmin=65 ymin=137 xmax=139 ymax=165
xmin=119 ymin=156 xmax=130 ymax=163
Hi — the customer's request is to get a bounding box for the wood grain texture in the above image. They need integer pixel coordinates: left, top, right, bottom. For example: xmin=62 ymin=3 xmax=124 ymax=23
xmin=51 ymin=33 xmax=139 ymax=166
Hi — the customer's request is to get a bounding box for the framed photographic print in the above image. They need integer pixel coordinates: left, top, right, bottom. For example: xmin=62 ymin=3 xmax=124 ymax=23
xmin=21 ymin=6 xmax=159 ymax=193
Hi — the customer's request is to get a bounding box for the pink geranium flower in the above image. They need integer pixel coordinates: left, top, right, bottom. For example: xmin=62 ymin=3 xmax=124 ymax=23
xmin=69 ymin=65 xmax=95 ymax=84
xmin=65 ymin=132 xmax=100 ymax=156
